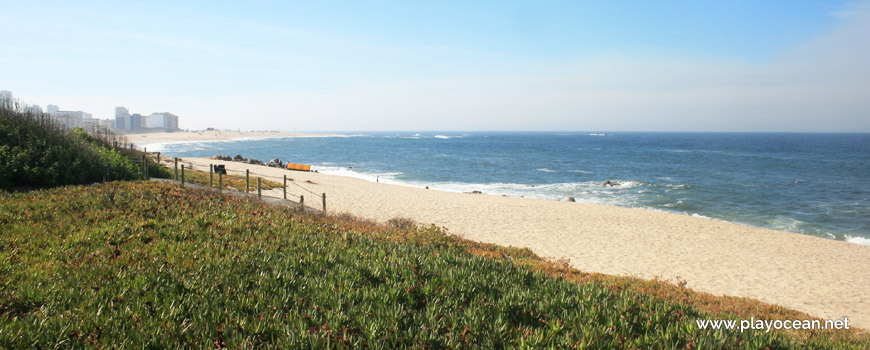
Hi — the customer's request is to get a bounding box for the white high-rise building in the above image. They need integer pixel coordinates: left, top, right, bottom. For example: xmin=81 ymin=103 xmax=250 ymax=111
xmin=115 ymin=106 xmax=131 ymax=130
xmin=147 ymin=113 xmax=166 ymax=128
xmin=147 ymin=112 xmax=179 ymax=131
xmin=115 ymin=106 xmax=129 ymax=118
xmin=42 ymin=104 xmax=93 ymax=129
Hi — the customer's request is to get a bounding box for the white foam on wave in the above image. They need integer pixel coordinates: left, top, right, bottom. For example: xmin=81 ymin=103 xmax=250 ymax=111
xmin=767 ymin=216 xmax=807 ymax=233
xmin=434 ymin=135 xmax=451 ymax=139
xmin=307 ymin=167 xmax=637 ymax=205
xmin=418 ymin=180 xmax=643 ymax=207
xmin=313 ymin=165 xmax=403 ymax=183
xmin=570 ymin=170 xmax=593 ymax=174
xmin=537 ymin=168 xmax=556 ymax=173
xmin=295 ymin=166 xmax=651 ymax=209
xmin=294 ymin=134 xmax=366 ymax=138
xmin=142 ymin=139 xmax=247 ymax=153
xmin=845 ymin=235 xmax=870 ymax=246
xmin=611 ymin=180 xmax=642 ymax=189
xmin=663 ymin=200 xmax=683 ymax=208
xmin=144 ymin=133 xmax=365 ymax=153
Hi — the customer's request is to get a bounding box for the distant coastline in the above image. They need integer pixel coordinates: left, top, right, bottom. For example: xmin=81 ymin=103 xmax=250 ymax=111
xmin=125 ymin=130 xmax=344 ymax=148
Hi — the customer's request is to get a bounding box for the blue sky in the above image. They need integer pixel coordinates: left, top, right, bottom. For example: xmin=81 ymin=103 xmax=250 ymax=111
xmin=2 ymin=1 xmax=869 ymax=131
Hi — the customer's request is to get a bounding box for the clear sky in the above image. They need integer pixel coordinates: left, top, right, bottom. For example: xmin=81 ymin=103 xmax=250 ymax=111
xmin=2 ymin=1 xmax=869 ymax=132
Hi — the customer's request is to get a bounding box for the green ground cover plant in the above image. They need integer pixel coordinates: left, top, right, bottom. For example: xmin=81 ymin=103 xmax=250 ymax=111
xmin=1 ymin=181 xmax=866 ymax=349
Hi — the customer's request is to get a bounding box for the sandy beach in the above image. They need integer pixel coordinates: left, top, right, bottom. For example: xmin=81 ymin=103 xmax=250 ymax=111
xmin=124 ymin=130 xmax=341 ymax=146
xmin=172 ymin=156 xmax=870 ymax=330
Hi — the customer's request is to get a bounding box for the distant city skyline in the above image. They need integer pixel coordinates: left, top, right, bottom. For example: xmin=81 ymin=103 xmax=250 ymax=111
xmin=2 ymin=1 xmax=869 ymax=132
xmin=1 ymin=90 xmax=179 ymax=132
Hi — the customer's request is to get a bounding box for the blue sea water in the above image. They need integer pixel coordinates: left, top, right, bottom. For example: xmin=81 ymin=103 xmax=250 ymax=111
xmin=150 ymin=132 xmax=870 ymax=245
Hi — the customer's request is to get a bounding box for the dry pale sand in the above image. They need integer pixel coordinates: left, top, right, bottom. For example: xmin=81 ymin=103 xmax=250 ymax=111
xmin=179 ymin=156 xmax=870 ymax=329
xmin=125 ymin=130 xmax=340 ymax=146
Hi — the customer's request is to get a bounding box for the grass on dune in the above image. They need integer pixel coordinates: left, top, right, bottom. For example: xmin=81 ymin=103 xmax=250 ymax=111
xmin=157 ymin=158 xmax=283 ymax=192
xmin=1 ymin=181 xmax=867 ymax=349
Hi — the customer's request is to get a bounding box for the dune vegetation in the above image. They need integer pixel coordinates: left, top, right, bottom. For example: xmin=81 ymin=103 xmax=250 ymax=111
xmin=0 ymin=181 xmax=867 ymax=349
xmin=0 ymin=102 xmax=170 ymax=191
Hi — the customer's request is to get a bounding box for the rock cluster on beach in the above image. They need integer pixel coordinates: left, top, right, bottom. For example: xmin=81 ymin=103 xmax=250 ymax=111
xmin=212 ymin=154 xmax=285 ymax=168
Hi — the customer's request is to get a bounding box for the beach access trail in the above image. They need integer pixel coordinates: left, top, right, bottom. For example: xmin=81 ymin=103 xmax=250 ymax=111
xmin=176 ymin=156 xmax=870 ymax=329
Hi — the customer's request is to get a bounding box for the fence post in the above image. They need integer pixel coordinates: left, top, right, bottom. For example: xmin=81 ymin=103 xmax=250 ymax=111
xmin=283 ymin=175 xmax=287 ymax=200
xmin=142 ymin=155 xmax=147 ymax=179
xmin=246 ymin=169 xmax=250 ymax=194
xmin=322 ymin=193 xmax=326 ymax=213
xmin=181 ymin=165 xmax=185 ymax=187
xmin=300 ymin=195 xmax=304 ymax=209
xmin=174 ymin=158 xmax=178 ymax=180
xmin=257 ymin=178 xmax=261 ymax=198
xmin=219 ymin=173 xmax=223 ymax=192
xmin=157 ymin=152 xmax=161 ymax=163
xmin=209 ymin=164 xmax=213 ymax=187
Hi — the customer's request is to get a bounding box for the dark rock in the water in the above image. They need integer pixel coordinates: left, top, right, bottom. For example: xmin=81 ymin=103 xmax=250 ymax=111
xmin=268 ymin=158 xmax=284 ymax=168
xmin=233 ymin=154 xmax=246 ymax=162
xmin=466 ymin=190 xmax=483 ymax=194
xmin=211 ymin=154 xmax=232 ymax=161
xmin=567 ymin=197 xmax=576 ymax=202
xmin=247 ymin=158 xmax=264 ymax=165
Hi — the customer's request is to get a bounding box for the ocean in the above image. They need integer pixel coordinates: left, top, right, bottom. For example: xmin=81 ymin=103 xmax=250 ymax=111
xmin=149 ymin=132 xmax=870 ymax=245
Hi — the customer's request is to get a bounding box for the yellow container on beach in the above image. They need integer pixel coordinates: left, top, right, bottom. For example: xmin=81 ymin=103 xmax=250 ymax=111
xmin=286 ymin=163 xmax=311 ymax=172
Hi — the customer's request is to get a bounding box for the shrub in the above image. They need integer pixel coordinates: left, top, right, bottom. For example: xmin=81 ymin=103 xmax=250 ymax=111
xmin=387 ymin=216 xmax=417 ymax=230
xmin=0 ymin=103 xmax=149 ymax=190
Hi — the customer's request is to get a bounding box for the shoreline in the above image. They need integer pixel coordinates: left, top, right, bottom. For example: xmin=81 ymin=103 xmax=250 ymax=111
xmin=174 ymin=156 xmax=870 ymax=329
xmin=312 ymin=167 xmax=870 ymax=247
